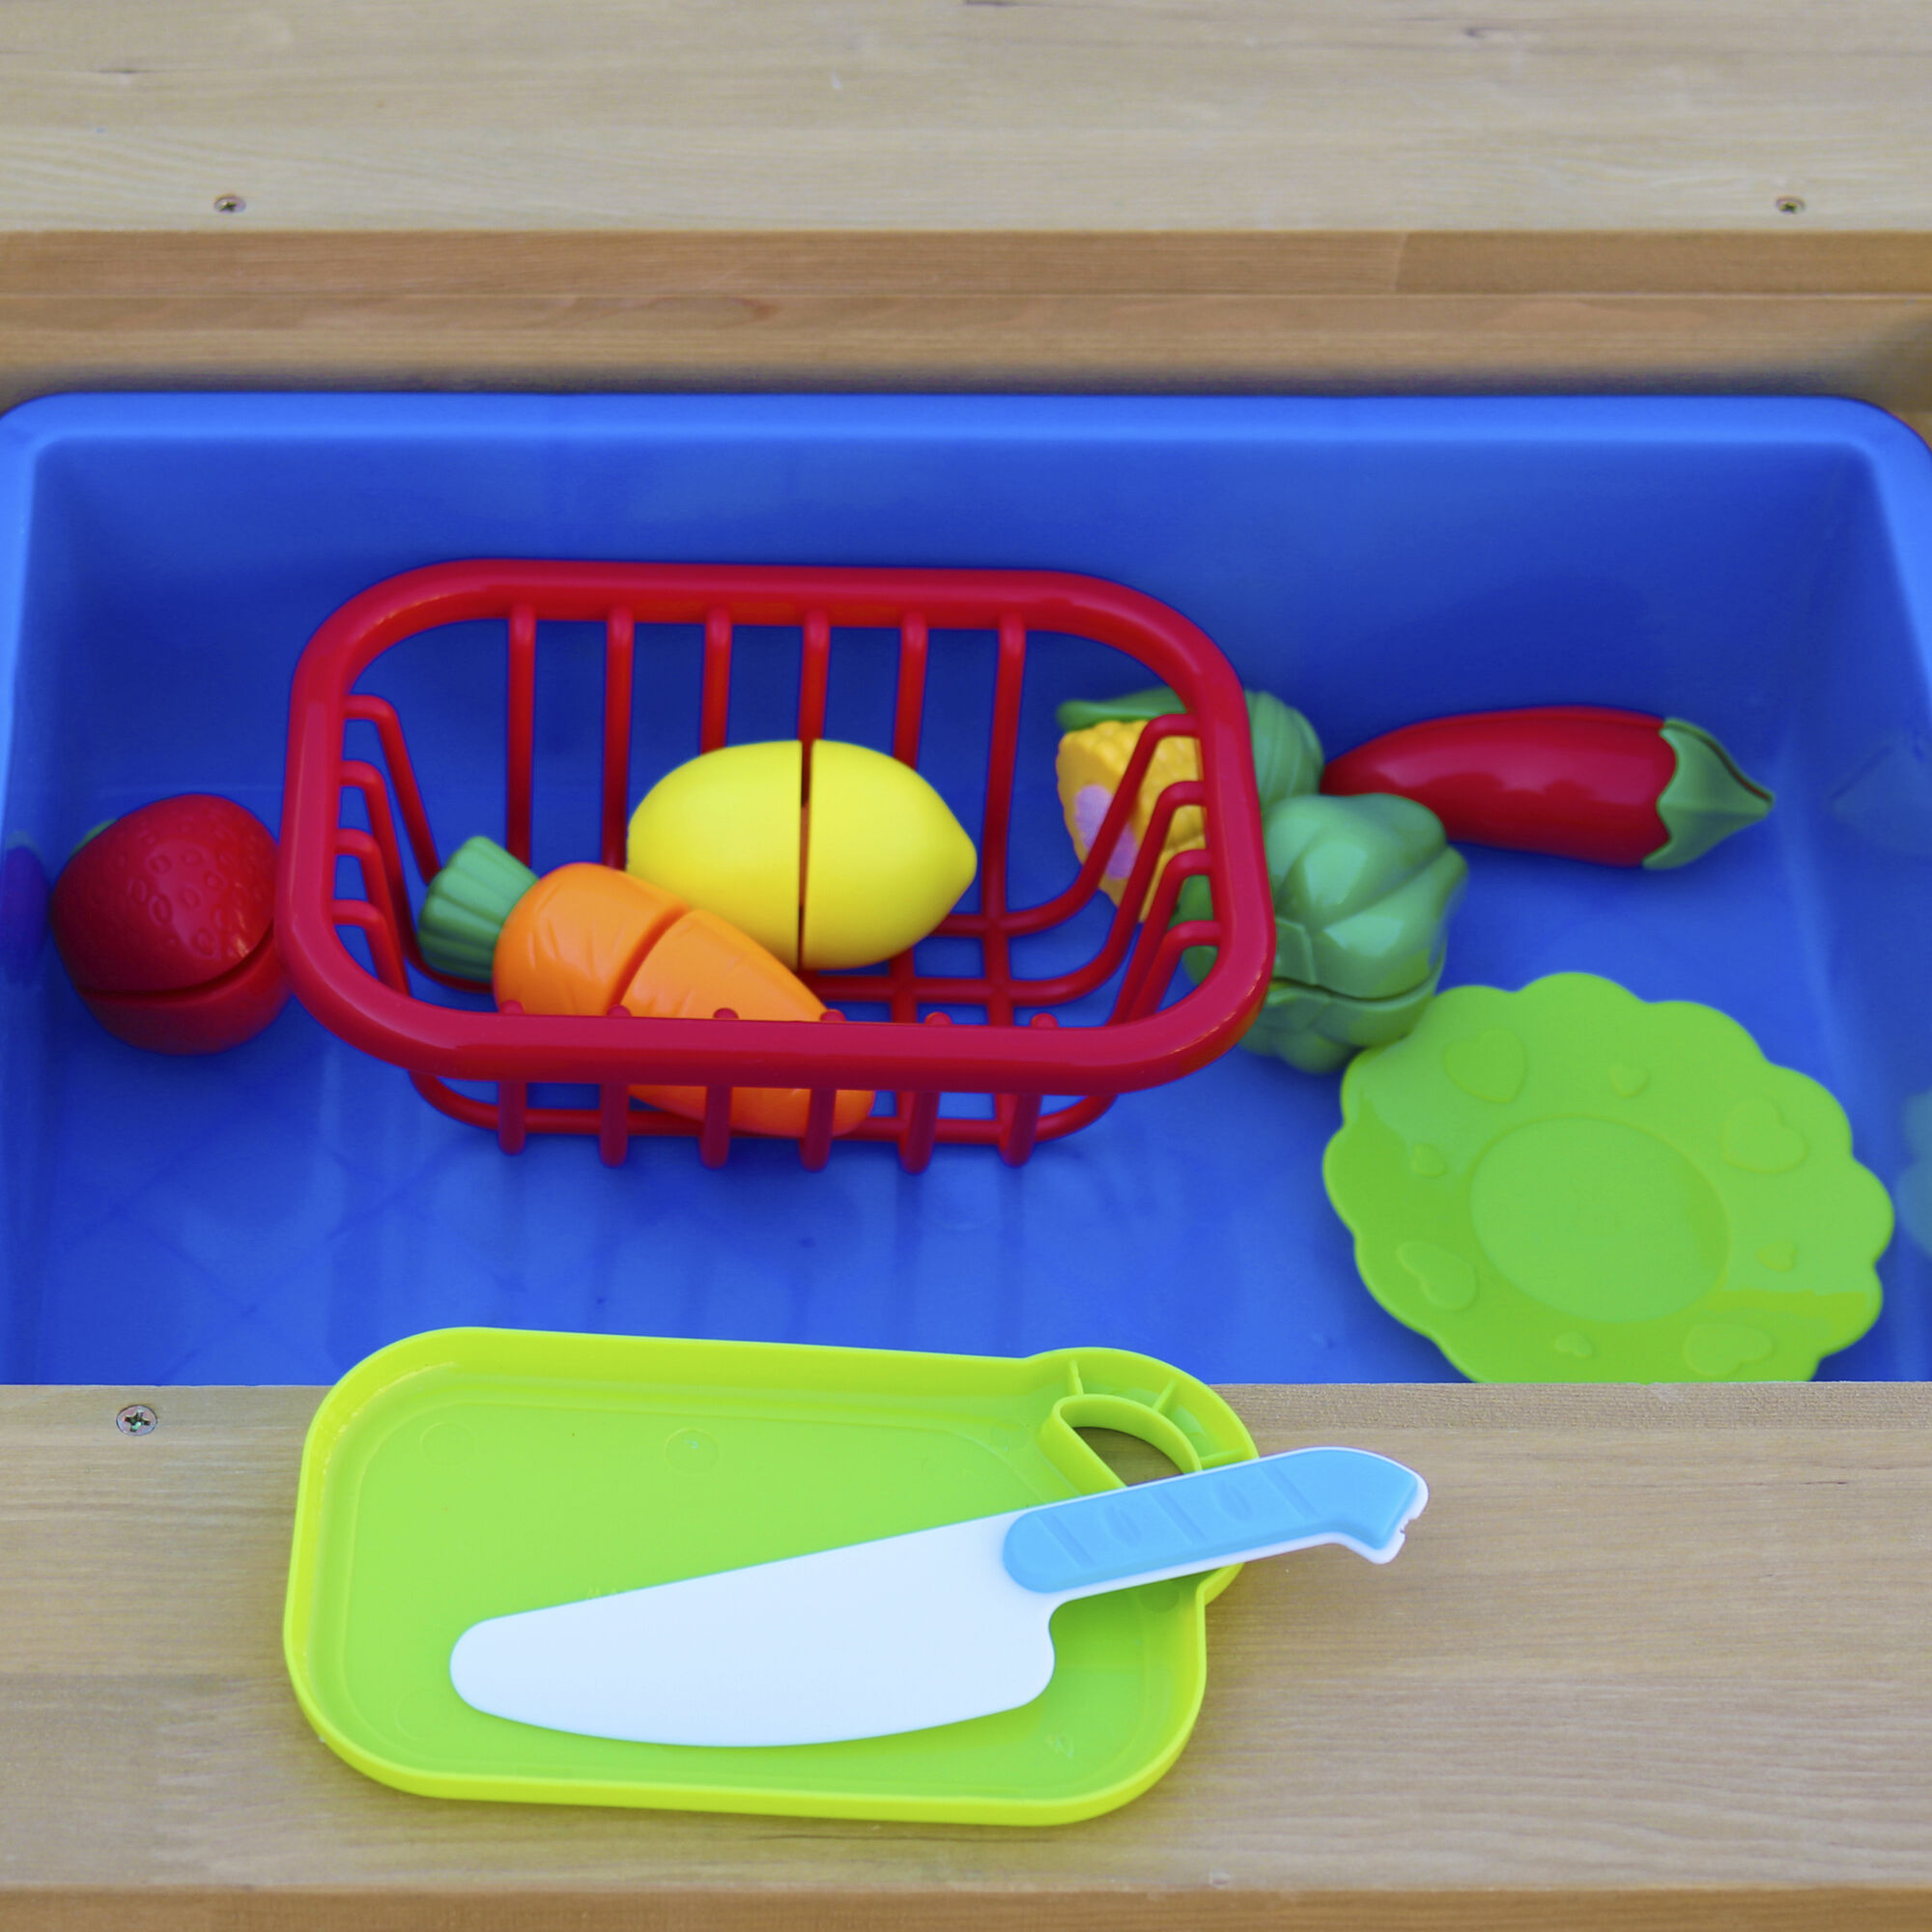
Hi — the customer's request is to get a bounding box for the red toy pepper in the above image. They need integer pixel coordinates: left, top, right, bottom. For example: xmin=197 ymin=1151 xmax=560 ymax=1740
xmin=1320 ymin=706 xmax=1773 ymax=869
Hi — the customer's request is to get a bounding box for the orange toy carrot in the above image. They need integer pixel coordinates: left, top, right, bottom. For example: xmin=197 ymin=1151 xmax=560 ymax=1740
xmin=419 ymin=841 xmax=873 ymax=1138
xmin=494 ymin=864 xmax=685 ymax=1016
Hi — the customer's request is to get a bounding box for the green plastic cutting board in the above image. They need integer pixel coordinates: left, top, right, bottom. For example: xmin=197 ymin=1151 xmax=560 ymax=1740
xmin=284 ymin=1328 xmax=1259 ymax=1824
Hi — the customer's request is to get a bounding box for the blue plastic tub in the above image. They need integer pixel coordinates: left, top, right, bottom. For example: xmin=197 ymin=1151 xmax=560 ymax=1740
xmin=4 ymin=392 xmax=1931 ymax=1386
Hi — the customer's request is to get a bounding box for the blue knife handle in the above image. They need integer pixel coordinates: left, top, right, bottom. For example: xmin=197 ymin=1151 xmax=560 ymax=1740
xmin=1001 ymin=1447 xmax=1426 ymax=1596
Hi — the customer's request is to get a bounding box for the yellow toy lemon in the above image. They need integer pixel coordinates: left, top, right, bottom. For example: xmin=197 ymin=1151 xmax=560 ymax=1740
xmin=802 ymin=741 xmax=979 ymax=971
xmin=627 ymin=739 xmax=978 ymax=972
xmin=626 ymin=740 xmax=803 ymax=964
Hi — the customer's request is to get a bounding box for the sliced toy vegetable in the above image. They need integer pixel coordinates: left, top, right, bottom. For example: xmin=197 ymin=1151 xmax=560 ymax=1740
xmin=417 ymin=838 xmax=872 ymax=1138
xmin=798 ymin=742 xmax=979 ymax=972
xmin=1054 ymin=685 xmax=1321 ymax=916
xmin=49 ymin=793 xmax=291 ymax=1054
xmin=1056 ymin=720 xmax=1206 ymax=915
xmin=1178 ymin=792 xmax=1466 ymax=1074
xmin=1259 ymin=793 xmax=1469 ymax=1002
xmin=624 ymin=739 xmax=978 ymax=971
xmin=1320 ymin=706 xmax=1772 ymax=868
xmin=1055 ymin=685 xmax=1323 ymax=815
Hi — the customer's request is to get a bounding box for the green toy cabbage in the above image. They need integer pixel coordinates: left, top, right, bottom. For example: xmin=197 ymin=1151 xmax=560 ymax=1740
xmin=1179 ymin=791 xmax=1467 ymax=1074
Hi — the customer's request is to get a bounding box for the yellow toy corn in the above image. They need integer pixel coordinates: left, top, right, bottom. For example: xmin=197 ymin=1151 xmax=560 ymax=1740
xmin=1054 ymin=685 xmax=1325 ymax=920
xmin=1055 ymin=719 xmax=1206 ymax=916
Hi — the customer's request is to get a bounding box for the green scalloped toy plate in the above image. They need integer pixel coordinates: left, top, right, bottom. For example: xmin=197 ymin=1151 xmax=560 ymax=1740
xmin=283 ymin=1328 xmax=1259 ymax=1824
xmin=1323 ymin=975 xmax=1891 ymax=1383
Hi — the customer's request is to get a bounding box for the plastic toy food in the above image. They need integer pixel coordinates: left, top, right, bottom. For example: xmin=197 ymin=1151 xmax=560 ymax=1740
xmin=48 ymin=793 xmax=290 ymax=1053
xmin=417 ymin=838 xmax=873 ymax=1136
xmin=450 ymin=1446 xmax=1425 ymax=1747
xmin=1179 ymin=792 xmax=1467 ymax=1072
xmin=625 ymin=739 xmax=978 ymax=970
xmin=1057 ymin=721 xmax=1206 ymax=916
xmin=1056 ymin=686 xmax=1322 ymax=914
xmin=1323 ymin=974 xmax=1889 ymax=1382
xmin=1321 ymin=707 xmax=1773 ymax=868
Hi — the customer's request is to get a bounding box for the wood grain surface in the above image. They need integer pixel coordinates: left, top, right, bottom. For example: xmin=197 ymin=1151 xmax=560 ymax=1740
xmin=3 ymin=1381 xmax=1929 ymax=1929
xmin=4 ymin=230 xmax=1932 ymax=413
xmin=2 ymin=2 xmax=1931 ymax=234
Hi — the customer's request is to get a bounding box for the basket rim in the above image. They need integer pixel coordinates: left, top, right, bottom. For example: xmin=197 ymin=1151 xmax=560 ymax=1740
xmin=277 ymin=558 xmax=1274 ymax=1096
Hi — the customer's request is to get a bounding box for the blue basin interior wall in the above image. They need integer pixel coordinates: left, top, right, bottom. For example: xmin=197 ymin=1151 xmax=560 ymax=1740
xmin=1 ymin=393 xmax=1929 ymax=1385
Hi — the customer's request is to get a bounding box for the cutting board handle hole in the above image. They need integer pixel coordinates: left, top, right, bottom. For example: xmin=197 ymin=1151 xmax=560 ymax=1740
xmin=1037 ymin=1393 xmax=1203 ymax=1492
xmin=1074 ymin=1427 xmax=1185 ymax=1487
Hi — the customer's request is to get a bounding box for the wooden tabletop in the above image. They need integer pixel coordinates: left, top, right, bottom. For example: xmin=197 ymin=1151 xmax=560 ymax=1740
xmin=2 ymin=0 xmax=1930 ymax=233
xmin=5 ymin=1380 xmax=1931 ymax=1930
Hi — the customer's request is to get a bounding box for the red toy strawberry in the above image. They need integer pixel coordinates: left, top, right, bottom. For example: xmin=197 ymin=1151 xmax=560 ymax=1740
xmin=50 ymin=794 xmax=291 ymax=1054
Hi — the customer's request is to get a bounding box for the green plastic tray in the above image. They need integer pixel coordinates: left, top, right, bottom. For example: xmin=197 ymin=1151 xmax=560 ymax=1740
xmin=283 ymin=1328 xmax=1259 ymax=1825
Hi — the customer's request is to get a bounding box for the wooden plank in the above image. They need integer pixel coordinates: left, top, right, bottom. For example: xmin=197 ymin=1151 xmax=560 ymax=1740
xmin=0 ymin=289 xmax=1922 ymax=407
xmin=3 ymin=1381 xmax=1929 ymax=1928
xmin=4 ymin=231 xmax=1421 ymax=296
xmin=1397 ymin=231 xmax=1932 ymax=295
xmin=11 ymin=1890 xmax=1932 ymax=1932
xmin=7 ymin=1893 xmax=1932 ymax=1932
xmin=2 ymin=2 xmax=1932 ymax=234
xmin=4 ymin=234 xmax=1932 ymax=412
xmin=10 ymin=230 xmax=1932 ymax=298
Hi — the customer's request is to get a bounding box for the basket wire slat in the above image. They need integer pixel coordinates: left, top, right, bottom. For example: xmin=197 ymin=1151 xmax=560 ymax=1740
xmin=599 ymin=609 xmax=635 ymax=870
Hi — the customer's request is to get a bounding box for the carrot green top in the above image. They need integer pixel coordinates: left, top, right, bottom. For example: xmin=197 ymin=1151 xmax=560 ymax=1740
xmin=416 ymin=837 xmax=539 ymax=981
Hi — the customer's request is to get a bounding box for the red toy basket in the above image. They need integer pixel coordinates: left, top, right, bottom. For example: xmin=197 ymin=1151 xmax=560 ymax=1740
xmin=278 ymin=561 xmax=1273 ymax=1172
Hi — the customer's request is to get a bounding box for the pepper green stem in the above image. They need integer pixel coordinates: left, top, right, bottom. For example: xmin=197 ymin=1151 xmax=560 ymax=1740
xmin=1647 ymin=722 xmax=1775 ymax=869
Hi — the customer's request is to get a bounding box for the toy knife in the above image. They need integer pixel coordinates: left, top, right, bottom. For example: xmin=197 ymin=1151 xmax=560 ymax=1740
xmin=449 ymin=1445 xmax=1427 ymax=1747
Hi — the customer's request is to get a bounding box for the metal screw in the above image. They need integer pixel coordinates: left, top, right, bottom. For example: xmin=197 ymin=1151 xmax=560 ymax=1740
xmin=213 ymin=193 xmax=246 ymax=214
xmin=1775 ymin=194 xmax=1805 ymax=214
xmin=116 ymin=1404 xmax=157 ymax=1435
